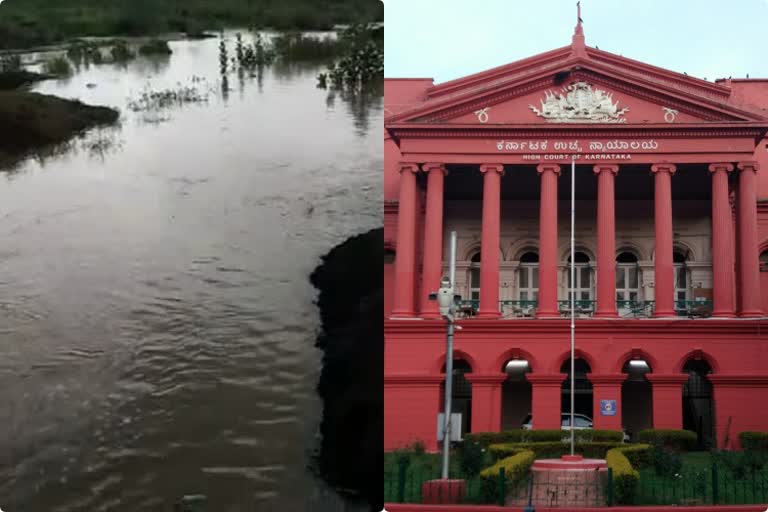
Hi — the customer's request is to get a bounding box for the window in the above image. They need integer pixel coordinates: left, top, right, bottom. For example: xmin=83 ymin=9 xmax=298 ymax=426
xmin=567 ymin=252 xmax=592 ymax=301
xmin=616 ymin=252 xmax=639 ymax=305
xmin=469 ymin=252 xmax=481 ymax=300
xmin=674 ymin=251 xmax=689 ymax=301
xmin=518 ymin=251 xmax=539 ymax=301
xmin=760 ymin=250 xmax=768 ymax=272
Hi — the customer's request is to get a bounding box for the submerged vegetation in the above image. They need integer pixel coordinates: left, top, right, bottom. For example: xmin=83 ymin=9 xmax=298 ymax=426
xmin=127 ymin=83 xmax=211 ymax=113
xmin=317 ymin=24 xmax=383 ymax=90
xmin=138 ymin=39 xmax=173 ymax=56
xmin=0 ymin=0 xmax=383 ymax=50
xmin=42 ymin=56 xmax=73 ymax=77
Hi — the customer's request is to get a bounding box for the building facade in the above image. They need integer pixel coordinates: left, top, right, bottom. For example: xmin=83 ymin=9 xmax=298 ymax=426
xmin=384 ymin=22 xmax=768 ymax=451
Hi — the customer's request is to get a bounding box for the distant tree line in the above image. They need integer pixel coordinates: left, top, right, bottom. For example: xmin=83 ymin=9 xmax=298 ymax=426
xmin=0 ymin=0 xmax=383 ymax=50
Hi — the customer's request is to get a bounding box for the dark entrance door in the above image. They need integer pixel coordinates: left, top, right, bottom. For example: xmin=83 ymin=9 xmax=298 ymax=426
xmin=682 ymin=359 xmax=714 ymax=449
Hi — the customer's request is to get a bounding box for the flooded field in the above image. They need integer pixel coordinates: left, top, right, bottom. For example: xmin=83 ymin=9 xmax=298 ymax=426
xmin=0 ymin=31 xmax=382 ymax=511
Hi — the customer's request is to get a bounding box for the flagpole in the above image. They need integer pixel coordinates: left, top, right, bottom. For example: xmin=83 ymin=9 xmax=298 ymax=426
xmin=570 ymin=155 xmax=576 ymax=456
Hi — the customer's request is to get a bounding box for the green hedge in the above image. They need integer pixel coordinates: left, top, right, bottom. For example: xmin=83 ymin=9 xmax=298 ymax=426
xmin=465 ymin=429 xmax=624 ymax=447
xmin=739 ymin=431 xmax=768 ymax=451
xmin=606 ymin=445 xmax=642 ymax=504
xmin=479 ymin=448 xmax=535 ymax=501
xmin=488 ymin=441 xmax=624 ymax=461
xmin=637 ymin=429 xmax=696 ymax=451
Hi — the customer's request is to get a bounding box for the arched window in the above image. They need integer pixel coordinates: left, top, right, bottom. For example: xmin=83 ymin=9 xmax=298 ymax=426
xmin=616 ymin=251 xmax=639 ymax=305
xmin=567 ymin=252 xmax=592 ymax=301
xmin=674 ymin=251 xmax=689 ymax=303
xmin=760 ymin=249 xmax=768 ymax=272
xmin=518 ymin=251 xmax=539 ymax=301
xmin=468 ymin=252 xmax=481 ymax=301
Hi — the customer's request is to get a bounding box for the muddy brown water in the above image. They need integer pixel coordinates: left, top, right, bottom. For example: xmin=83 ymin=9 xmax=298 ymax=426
xmin=0 ymin=32 xmax=382 ymax=511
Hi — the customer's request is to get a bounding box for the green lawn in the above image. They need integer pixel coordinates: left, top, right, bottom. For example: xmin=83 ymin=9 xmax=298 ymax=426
xmin=636 ymin=451 xmax=768 ymax=505
xmin=384 ymin=450 xmax=490 ymax=504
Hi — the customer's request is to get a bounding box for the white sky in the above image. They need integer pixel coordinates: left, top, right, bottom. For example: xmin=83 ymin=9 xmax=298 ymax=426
xmin=384 ymin=0 xmax=768 ymax=84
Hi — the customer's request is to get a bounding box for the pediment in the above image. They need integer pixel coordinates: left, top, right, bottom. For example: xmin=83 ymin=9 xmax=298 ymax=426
xmin=389 ymin=55 xmax=767 ymax=126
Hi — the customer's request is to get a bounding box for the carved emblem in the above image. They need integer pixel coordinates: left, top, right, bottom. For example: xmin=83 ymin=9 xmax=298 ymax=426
xmin=474 ymin=107 xmax=490 ymax=123
xmin=529 ymin=81 xmax=629 ymax=123
xmin=662 ymin=107 xmax=678 ymax=123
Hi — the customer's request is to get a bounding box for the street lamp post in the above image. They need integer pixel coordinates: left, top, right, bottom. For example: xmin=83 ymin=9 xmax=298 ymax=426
xmin=430 ymin=231 xmax=458 ymax=480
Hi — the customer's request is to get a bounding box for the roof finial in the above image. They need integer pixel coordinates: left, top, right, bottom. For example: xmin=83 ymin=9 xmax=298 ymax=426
xmin=577 ymin=1 xmax=583 ymax=32
xmin=571 ymin=1 xmax=586 ymax=55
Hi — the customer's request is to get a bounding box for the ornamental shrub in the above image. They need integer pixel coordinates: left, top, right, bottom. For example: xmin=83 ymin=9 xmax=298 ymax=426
xmin=739 ymin=431 xmax=768 ymax=451
xmin=458 ymin=440 xmax=487 ymax=477
xmin=637 ymin=429 xmax=697 ymax=451
xmin=464 ymin=429 xmax=563 ymax=447
xmin=616 ymin=443 xmax=653 ymax=468
xmin=606 ymin=446 xmax=643 ymax=504
xmin=651 ymin=444 xmax=683 ymax=477
xmin=488 ymin=441 xmax=623 ymax=461
xmin=464 ymin=430 xmax=526 ymax=447
xmin=479 ymin=449 xmax=535 ymax=501
xmin=575 ymin=429 xmax=625 ymax=443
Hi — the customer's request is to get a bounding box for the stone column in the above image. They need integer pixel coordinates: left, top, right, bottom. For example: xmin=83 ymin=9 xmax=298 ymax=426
xmin=708 ymin=163 xmax=736 ymax=317
xmin=651 ymin=164 xmax=676 ymax=317
xmin=465 ymin=374 xmax=506 ymax=433
xmin=736 ymin=162 xmax=763 ymax=317
xmin=478 ymin=164 xmax=504 ymax=318
xmin=646 ymin=374 xmax=689 ymax=429
xmin=589 ymin=374 xmax=626 ymax=431
xmin=391 ymin=162 xmax=420 ymax=317
xmin=536 ymin=163 xmax=561 ymax=318
xmin=594 ymin=164 xmax=619 ymax=318
xmin=420 ymin=163 xmax=447 ymax=318
xmin=527 ymin=374 xmax=567 ymax=429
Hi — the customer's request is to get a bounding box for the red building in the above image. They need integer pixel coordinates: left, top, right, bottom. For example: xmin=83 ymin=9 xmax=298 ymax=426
xmin=384 ymin=20 xmax=768 ymax=452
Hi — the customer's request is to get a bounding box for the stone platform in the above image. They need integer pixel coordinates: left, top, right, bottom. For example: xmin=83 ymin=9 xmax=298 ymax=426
xmin=508 ymin=454 xmax=609 ymax=507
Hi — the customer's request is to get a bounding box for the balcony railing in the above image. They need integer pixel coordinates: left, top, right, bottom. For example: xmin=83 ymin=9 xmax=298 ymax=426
xmin=558 ymin=299 xmax=596 ymax=317
xmin=675 ymin=300 xmax=713 ymax=318
xmin=617 ymin=300 xmax=655 ymax=318
xmin=453 ymin=299 xmax=714 ymax=319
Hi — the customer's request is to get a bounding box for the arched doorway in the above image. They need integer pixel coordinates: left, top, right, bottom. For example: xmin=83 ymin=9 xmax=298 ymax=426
xmin=501 ymin=359 xmax=532 ymax=429
xmin=682 ymin=359 xmax=714 ymax=449
xmin=561 ymin=358 xmax=593 ymax=419
xmin=621 ymin=359 xmax=653 ymax=441
xmin=442 ymin=359 xmax=473 ymax=436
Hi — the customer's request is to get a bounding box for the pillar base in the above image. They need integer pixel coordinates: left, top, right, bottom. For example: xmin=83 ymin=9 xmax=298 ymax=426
xmin=535 ymin=310 xmax=560 ymax=319
xmin=711 ymin=311 xmax=737 ymax=318
xmin=593 ymin=311 xmax=618 ymax=318
xmin=476 ymin=310 xmax=501 ymax=319
xmin=653 ymin=310 xmax=677 ymax=318
xmin=420 ymin=312 xmax=443 ymax=320
xmin=738 ymin=310 xmax=764 ymax=318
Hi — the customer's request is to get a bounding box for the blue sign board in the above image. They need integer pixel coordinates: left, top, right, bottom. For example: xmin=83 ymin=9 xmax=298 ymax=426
xmin=600 ymin=399 xmax=617 ymax=416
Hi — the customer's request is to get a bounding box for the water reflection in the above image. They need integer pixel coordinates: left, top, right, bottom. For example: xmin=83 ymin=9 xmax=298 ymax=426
xmin=0 ymin=30 xmax=382 ymax=511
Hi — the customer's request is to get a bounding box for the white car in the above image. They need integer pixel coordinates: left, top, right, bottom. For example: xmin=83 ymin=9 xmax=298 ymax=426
xmin=521 ymin=413 xmax=630 ymax=442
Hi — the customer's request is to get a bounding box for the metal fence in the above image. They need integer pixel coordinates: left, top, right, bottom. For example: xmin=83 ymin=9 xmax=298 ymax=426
xmin=385 ymin=456 xmax=768 ymax=507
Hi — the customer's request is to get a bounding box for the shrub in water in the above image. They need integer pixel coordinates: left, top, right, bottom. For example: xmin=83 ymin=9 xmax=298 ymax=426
xmin=139 ymin=39 xmax=172 ymax=56
xmin=110 ymin=40 xmax=134 ymax=62
xmin=43 ymin=56 xmax=73 ymax=76
xmin=0 ymin=55 xmax=22 ymax=72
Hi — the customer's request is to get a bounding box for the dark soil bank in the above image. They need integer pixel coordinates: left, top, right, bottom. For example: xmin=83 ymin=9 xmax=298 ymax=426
xmin=0 ymin=90 xmax=119 ymax=167
xmin=310 ymin=227 xmax=383 ymax=510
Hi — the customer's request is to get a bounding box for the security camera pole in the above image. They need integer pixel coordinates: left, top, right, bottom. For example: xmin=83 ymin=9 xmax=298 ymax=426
xmin=437 ymin=231 xmax=458 ymax=479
